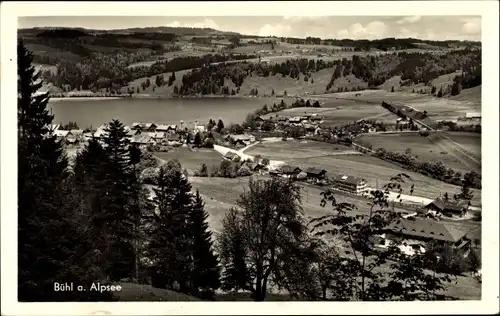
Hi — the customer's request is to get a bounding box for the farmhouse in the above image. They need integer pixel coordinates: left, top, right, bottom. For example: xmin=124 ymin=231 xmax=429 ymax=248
xmin=54 ymin=130 xmax=70 ymax=141
xmin=305 ymin=167 xmax=327 ymax=183
xmin=166 ymin=133 xmax=182 ymax=144
xmin=464 ymin=112 xmax=481 ymax=120
xmin=288 ymin=117 xmax=302 ymax=124
xmin=424 ymin=198 xmax=468 ymax=217
xmin=132 ymin=122 xmax=157 ymax=132
xmin=376 ymin=218 xmax=471 ymax=256
xmin=246 ymin=162 xmax=266 ymax=174
xmin=131 ymin=134 xmax=155 ymax=148
xmin=279 ymin=165 xmax=302 ymax=178
xmin=332 ymin=174 xmax=368 ymax=194
xmin=156 ymin=124 xmax=177 ymax=133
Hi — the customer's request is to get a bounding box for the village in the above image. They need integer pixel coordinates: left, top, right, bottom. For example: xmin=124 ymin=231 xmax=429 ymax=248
xmin=49 ymin=105 xmax=480 ymax=262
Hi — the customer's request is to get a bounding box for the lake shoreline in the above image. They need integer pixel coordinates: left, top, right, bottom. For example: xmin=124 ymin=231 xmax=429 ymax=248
xmin=48 ymin=94 xmax=299 ymax=102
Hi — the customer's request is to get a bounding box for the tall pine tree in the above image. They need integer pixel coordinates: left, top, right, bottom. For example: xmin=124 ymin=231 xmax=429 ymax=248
xmin=102 ymin=119 xmax=137 ymax=280
xmin=18 ymin=41 xmax=112 ymax=301
xmin=188 ymin=190 xmax=221 ymax=298
xmin=147 ymin=161 xmax=193 ymax=292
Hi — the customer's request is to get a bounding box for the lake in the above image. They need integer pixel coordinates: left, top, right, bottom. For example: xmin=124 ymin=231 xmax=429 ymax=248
xmin=48 ymin=97 xmax=276 ymax=129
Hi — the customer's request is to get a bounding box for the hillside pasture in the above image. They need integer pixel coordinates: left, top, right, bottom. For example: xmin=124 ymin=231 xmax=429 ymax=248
xmin=355 ymin=133 xmax=479 ymax=175
xmin=231 ymin=43 xmax=274 ymax=54
xmin=239 ymin=67 xmax=333 ymax=97
xmin=153 ymin=147 xmax=223 ymax=175
xmin=189 ymin=175 xmax=411 ymax=233
xmin=25 ymin=43 xmax=83 ymax=62
xmin=244 ymin=139 xmax=357 ymax=160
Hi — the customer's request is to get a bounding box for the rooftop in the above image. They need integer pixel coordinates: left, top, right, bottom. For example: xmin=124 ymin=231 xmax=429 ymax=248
xmin=305 ymin=167 xmax=327 ymax=175
xmin=427 ymin=197 xmax=466 ymax=212
xmin=280 ymin=165 xmax=301 ymax=174
xmin=332 ymin=174 xmax=365 ymax=186
xmin=387 ymin=218 xmax=466 ymax=243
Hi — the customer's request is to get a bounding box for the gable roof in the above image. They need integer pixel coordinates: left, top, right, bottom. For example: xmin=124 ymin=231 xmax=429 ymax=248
xmin=156 ymin=124 xmax=177 ymax=131
xmin=132 ymin=122 xmax=156 ymax=130
xmin=280 ymin=165 xmax=301 ymax=174
xmin=332 ymin=174 xmax=365 ymax=186
xmin=131 ymin=134 xmax=152 ymax=144
xmin=387 ymin=218 xmax=466 ymax=243
xmin=69 ymin=129 xmax=84 ymax=135
xmin=54 ymin=130 xmax=70 ymax=137
xmin=426 ymin=197 xmax=465 ymax=212
xmin=305 ymin=167 xmax=327 ymax=175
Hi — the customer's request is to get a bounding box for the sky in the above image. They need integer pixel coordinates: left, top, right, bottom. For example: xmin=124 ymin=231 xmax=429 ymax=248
xmin=18 ymin=16 xmax=481 ymax=41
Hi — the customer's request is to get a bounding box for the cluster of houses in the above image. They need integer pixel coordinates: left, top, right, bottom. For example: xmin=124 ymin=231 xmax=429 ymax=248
xmin=49 ymin=120 xmax=221 ymax=149
xmin=255 ymin=112 xmax=324 ymax=134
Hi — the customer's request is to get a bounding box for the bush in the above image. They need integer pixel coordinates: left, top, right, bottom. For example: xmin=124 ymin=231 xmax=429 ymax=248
xmin=419 ymin=130 xmax=430 ymax=137
xmin=237 ymin=165 xmax=252 ymax=176
xmin=204 ymin=138 xmax=215 ymax=148
xmin=139 ymin=167 xmax=160 ymax=185
xmin=194 ymin=163 xmax=209 ymax=177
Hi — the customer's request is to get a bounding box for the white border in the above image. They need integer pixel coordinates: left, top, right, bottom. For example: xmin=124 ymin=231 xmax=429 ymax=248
xmin=1 ymin=2 xmax=499 ymax=315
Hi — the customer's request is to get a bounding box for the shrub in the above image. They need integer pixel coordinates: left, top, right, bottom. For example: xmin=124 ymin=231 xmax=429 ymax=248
xmin=237 ymin=165 xmax=252 ymax=177
xmin=139 ymin=167 xmax=160 ymax=185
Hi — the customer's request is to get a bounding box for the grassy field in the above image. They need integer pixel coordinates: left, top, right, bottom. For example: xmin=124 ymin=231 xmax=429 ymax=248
xmin=355 ymin=133 xmax=479 ymax=175
xmin=244 ymin=139 xmax=358 ymax=160
xmin=288 ymin=154 xmax=481 ymax=206
xmin=153 ymin=147 xmax=223 ymax=175
xmin=324 ymin=89 xmax=481 ymax=121
xmin=443 ymin=132 xmax=481 ymax=158
xmin=189 ymin=175 xmax=413 ymax=234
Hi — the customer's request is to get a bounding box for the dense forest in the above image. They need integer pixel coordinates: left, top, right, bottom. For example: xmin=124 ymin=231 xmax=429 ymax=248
xmin=280 ymin=36 xmax=480 ymax=50
xmin=170 ymin=49 xmax=481 ymax=96
xmin=39 ymin=53 xmax=255 ymax=92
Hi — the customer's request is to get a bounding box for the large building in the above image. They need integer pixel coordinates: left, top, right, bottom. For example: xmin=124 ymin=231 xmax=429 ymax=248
xmin=375 ymin=218 xmax=471 ymax=256
xmin=332 ymin=174 xmax=368 ymax=194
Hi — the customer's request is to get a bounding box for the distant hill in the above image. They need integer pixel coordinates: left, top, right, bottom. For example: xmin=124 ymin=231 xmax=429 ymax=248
xmin=18 ymin=26 xmax=240 ymax=37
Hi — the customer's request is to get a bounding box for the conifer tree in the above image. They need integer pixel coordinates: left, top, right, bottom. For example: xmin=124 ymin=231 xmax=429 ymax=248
xmin=147 ymin=161 xmax=193 ymax=293
xmin=188 ymin=190 xmax=221 ymax=298
xmin=18 ymin=41 xmax=112 ymax=301
xmin=102 ymin=119 xmax=137 ymax=280
xmin=217 ymin=119 xmax=225 ymax=132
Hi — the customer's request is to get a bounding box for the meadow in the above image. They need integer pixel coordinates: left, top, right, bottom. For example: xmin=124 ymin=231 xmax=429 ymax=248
xmin=355 ymin=133 xmax=480 ymax=175
xmin=244 ymin=139 xmax=358 ymax=160
xmin=443 ymin=131 xmax=481 ymax=158
xmin=153 ymin=147 xmax=223 ymax=176
xmin=242 ymin=138 xmax=481 ymax=205
xmin=331 ymin=88 xmax=481 ymax=122
xmin=288 ymin=154 xmax=482 ymax=206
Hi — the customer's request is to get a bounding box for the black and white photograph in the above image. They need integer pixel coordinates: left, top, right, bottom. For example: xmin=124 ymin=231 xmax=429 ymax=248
xmin=1 ymin=1 xmax=499 ymax=315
